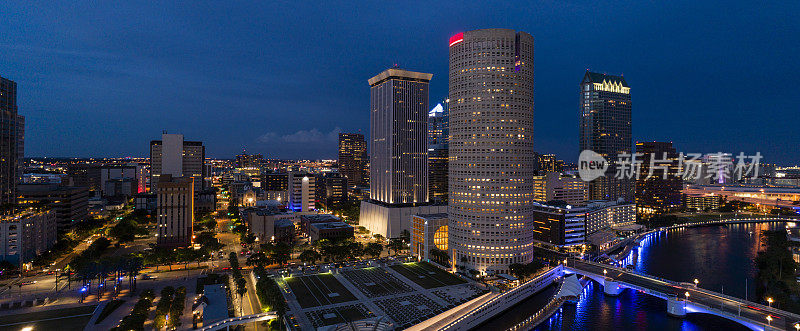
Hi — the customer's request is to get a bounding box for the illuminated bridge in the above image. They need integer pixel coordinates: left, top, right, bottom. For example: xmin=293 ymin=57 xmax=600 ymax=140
xmin=564 ymin=259 xmax=800 ymax=331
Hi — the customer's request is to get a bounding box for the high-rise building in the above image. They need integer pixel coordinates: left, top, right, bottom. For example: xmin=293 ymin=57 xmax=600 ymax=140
xmin=0 ymin=210 xmax=57 ymax=265
xmin=262 ymin=172 xmax=288 ymax=191
xmin=360 ymin=68 xmax=447 ymax=238
xmin=316 ymin=173 xmax=347 ymax=210
xmin=235 ymin=151 xmax=263 ymax=168
xmin=150 ymin=133 xmax=206 ymax=192
xmin=428 ymin=100 xmax=449 ymax=203
xmin=579 ymin=71 xmax=633 ymax=202
xmin=367 ymin=68 xmax=431 ymax=204
xmin=1 ymin=76 xmax=23 ymax=205
xmin=288 ymin=172 xmax=315 ymax=212
xmin=448 ymin=29 xmax=536 ymax=274
xmin=156 ymin=174 xmax=194 ymax=247
xmin=635 ymin=141 xmax=683 ymax=216
xmin=536 ymin=154 xmax=563 ymax=173
xmin=338 ymin=133 xmax=367 ymax=187
xmin=532 ymin=172 xmax=588 ymax=206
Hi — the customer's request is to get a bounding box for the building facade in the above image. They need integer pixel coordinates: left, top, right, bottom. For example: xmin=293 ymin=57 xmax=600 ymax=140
xmin=448 ymin=29 xmax=536 ymax=274
xmin=338 ymin=133 xmax=368 ymax=187
xmin=410 ymin=213 xmax=449 ymax=262
xmin=150 ymin=133 xmax=206 ymax=192
xmin=428 ymin=101 xmax=449 ymax=203
xmin=287 ymin=172 xmax=315 ymax=212
xmin=635 ymin=141 xmax=683 ymax=217
xmin=156 ymin=175 xmax=194 ymax=247
xmin=17 ymin=183 xmax=90 ymax=230
xmin=0 ymin=210 xmax=57 ymax=265
xmin=532 ymin=172 xmax=588 ymax=206
xmin=316 ymin=173 xmax=347 ymax=210
xmin=579 ymin=71 xmax=633 ymax=202
xmin=1 ymin=76 xmax=23 ymax=205
xmin=367 ymin=68 xmax=431 ymax=204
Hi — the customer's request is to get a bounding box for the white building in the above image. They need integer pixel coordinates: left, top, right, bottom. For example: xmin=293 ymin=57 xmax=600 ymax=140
xmin=0 ymin=210 xmax=57 ymax=265
xmin=448 ymin=29 xmax=536 ymax=274
xmin=288 ymin=172 xmax=315 ymax=212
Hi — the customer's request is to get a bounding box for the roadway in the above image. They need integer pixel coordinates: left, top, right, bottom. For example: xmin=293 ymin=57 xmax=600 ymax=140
xmin=570 ymin=259 xmax=800 ymax=330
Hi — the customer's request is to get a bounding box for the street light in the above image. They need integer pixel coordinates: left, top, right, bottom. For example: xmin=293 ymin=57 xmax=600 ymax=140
xmin=685 ymin=292 xmax=690 ymax=299
xmin=767 ymin=315 xmax=772 ymax=326
xmin=767 ymin=297 xmax=773 ymax=307
xmin=694 ymin=278 xmax=699 ymax=287
xmin=603 ymin=269 xmax=607 ymax=276
xmin=794 ymin=322 xmax=799 ymax=331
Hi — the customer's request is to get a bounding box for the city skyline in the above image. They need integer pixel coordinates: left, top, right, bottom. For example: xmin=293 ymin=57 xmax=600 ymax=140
xmin=1 ymin=2 xmax=798 ymax=163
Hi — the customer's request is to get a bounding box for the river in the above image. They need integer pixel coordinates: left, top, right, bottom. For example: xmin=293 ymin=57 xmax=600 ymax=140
xmin=479 ymin=221 xmax=788 ymax=330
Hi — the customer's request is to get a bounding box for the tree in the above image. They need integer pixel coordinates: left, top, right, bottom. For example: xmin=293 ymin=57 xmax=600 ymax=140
xmin=365 ymin=243 xmax=383 ymax=259
xmin=388 ymin=238 xmax=406 ymax=256
xmin=509 ymin=263 xmax=529 ymax=280
xmin=372 ymin=234 xmax=384 ymax=242
xmin=400 ymin=229 xmax=410 ymax=243
xmin=299 ymin=250 xmax=322 ymax=265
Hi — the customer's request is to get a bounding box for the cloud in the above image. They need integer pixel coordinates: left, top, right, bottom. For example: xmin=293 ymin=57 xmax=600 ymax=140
xmin=258 ymin=127 xmax=342 ymax=144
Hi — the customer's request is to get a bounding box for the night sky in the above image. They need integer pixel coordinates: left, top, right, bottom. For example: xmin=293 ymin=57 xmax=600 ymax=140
xmin=2 ymin=2 xmax=798 ymax=163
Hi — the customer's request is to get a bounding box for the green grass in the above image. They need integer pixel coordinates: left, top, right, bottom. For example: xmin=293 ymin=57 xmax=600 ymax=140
xmin=390 ymin=262 xmax=465 ymax=289
xmin=285 ymin=274 xmax=357 ymax=309
xmin=341 ymin=267 xmax=411 ymax=297
xmin=95 ymin=299 xmax=125 ymax=324
xmin=0 ymin=305 xmax=97 ymax=331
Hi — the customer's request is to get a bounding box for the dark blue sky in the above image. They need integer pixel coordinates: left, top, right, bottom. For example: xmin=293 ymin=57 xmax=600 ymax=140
xmin=2 ymin=1 xmax=798 ymax=163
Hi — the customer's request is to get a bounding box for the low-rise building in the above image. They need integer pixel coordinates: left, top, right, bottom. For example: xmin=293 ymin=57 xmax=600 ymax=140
xmin=410 ymin=213 xmax=448 ymax=262
xmin=0 ymin=210 xmax=57 ymax=265
xmin=299 ymin=214 xmax=340 ymax=236
xmin=309 ymin=221 xmax=353 ymax=243
xmin=684 ymin=194 xmax=722 ymax=211
xmin=134 ymin=193 xmax=157 ymax=211
xmin=242 ymin=208 xmax=296 ymax=242
xmin=532 ymin=172 xmax=587 ymax=206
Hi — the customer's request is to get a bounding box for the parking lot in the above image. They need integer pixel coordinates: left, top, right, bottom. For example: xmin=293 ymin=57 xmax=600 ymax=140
xmin=284 ymin=274 xmax=357 ymax=309
xmin=389 ymin=262 xmax=465 ymax=289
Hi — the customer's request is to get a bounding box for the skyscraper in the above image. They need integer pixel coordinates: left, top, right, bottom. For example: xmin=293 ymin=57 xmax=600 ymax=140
xmin=428 ymin=100 xmax=449 ymax=203
xmin=448 ymin=29 xmax=536 ymax=274
xmin=635 ymin=141 xmax=682 ymax=216
xmin=360 ymin=68 xmax=447 ymax=238
xmin=150 ymin=133 xmax=206 ymax=192
xmin=367 ymin=68 xmax=431 ymax=204
xmin=579 ymin=71 xmax=633 ymax=202
xmin=1 ymin=76 xmax=23 ymax=206
xmin=338 ymin=133 xmax=367 ymax=187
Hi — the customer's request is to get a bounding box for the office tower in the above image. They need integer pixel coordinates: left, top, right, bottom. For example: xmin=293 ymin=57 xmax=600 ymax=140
xmin=368 ymin=67 xmax=430 ymax=204
xmin=1 ymin=76 xmax=23 ymax=205
xmin=0 ymin=210 xmax=57 ymax=264
xmin=635 ymin=142 xmax=682 ymax=216
xmin=156 ymin=175 xmax=194 ymax=247
xmin=537 ymin=154 xmax=563 ymax=173
xmin=150 ymin=133 xmax=206 ymax=192
xmin=338 ymin=133 xmax=368 ymax=187
xmin=17 ymin=183 xmax=90 ymax=229
xmin=287 ymin=172 xmax=315 ymax=212
xmin=361 ymin=68 xmax=447 ymax=238
xmin=532 ymin=172 xmax=588 ymax=206
xmin=316 ymin=173 xmax=348 ymax=210
xmin=448 ymin=29 xmax=536 ymax=274
xmin=235 ymin=151 xmax=263 ymax=168
xmin=428 ymin=100 xmax=449 ymax=203
xmin=262 ymin=172 xmax=289 ymax=191
xmin=579 ymin=71 xmax=633 ymax=202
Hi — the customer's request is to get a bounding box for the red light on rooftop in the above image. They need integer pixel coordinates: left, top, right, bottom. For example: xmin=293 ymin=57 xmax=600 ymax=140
xmin=449 ymin=32 xmax=464 ymax=47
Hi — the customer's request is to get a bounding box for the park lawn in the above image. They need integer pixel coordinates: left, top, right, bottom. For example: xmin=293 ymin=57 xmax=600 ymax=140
xmin=390 ymin=262 xmax=464 ymax=289
xmin=285 ymin=274 xmax=356 ymax=309
xmin=0 ymin=305 xmax=97 ymax=331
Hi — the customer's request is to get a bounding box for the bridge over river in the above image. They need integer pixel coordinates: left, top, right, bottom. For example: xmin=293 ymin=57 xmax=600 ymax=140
xmin=565 ymin=258 xmax=800 ymax=331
